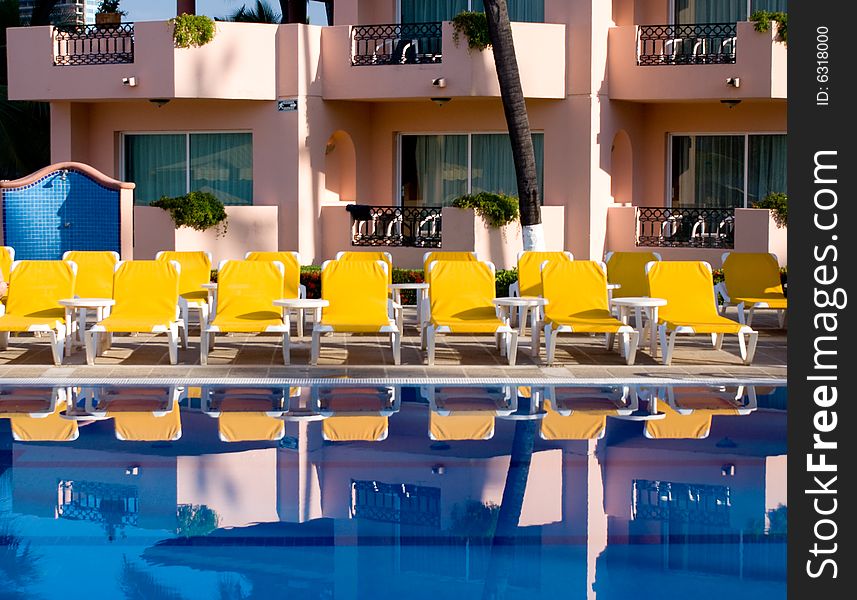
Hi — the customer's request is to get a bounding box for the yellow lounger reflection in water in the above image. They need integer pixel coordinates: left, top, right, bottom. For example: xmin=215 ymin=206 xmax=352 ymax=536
xmin=88 ymin=387 xmax=183 ymax=441
xmin=540 ymin=386 xmax=636 ymax=440
xmin=1 ymin=387 xmax=79 ymax=442
xmin=201 ymin=386 xmax=302 ymax=442
xmin=644 ymin=385 xmax=757 ymax=439
xmin=423 ymin=385 xmax=516 ymax=441
xmin=315 ymin=386 xmax=399 ymax=442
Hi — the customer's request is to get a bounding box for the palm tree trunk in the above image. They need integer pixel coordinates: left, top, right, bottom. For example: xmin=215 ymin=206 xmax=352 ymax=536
xmin=481 ymin=418 xmax=538 ymax=599
xmin=482 ymin=0 xmax=544 ymax=250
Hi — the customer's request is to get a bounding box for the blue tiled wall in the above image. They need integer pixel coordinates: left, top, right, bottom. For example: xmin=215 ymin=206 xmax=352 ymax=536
xmin=2 ymin=169 xmax=120 ymax=259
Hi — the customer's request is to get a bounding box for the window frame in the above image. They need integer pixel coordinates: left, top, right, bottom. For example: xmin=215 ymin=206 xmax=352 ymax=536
xmin=397 ymin=0 xmax=544 ymax=23
xmin=119 ymin=130 xmax=254 ymax=206
xmin=666 ymin=131 xmax=786 ymax=209
xmin=670 ymin=1 xmax=784 ymax=24
xmin=396 ymin=131 xmax=545 ymax=206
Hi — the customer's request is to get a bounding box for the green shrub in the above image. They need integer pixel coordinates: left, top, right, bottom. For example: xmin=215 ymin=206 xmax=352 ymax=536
xmin=452 ymin=192 xmax=520 ymax=228
xmin=751 ymin=192 xmax=787 ymax=228
xmin=750 ymin=10 xmax=787 ymax=43
xmin=97 ymin=0 xmax=125 ymax=15
xmin=452 ymin=11 xmax=491 ymax=51
xmin=495 ymin=268 xmax=518 ymax=297
xmin=171 ymin=13 xmax=216 ymax=48
xmin=151 ymin=191 xmax=228 ymax=236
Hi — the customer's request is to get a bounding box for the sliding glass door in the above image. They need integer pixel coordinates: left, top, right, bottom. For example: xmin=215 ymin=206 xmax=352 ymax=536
xmin=400 ymin=132 xmax=544 ymax=207
xmin=674 ymin=0 xmax=787 ymax=24
xmin=670 ymin=133 xmax=786 ymax=208
xmin=400 ymin=0 xmax=544 ymax=23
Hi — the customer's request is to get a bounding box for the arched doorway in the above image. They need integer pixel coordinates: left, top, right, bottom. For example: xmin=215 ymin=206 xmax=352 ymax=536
xmin=611 ymin=130 xmax=633 ymax=205
xmin=324 ymin=130 xmax=356 ymax=202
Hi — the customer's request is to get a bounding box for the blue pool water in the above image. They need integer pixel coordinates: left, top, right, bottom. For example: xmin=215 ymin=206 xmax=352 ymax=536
xmin=0 ymin=382 xmax=786 ymax=599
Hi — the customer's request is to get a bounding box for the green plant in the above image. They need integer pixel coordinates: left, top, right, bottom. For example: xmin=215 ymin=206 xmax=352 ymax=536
xmin=449 ymin=500 xmax=500 ymax=538
xmin=752 ymin=191 xmax=788 ymax=228
xmin=452 ymin=11 xmax=491 ymax=51
xmin=97 ymin=0 xmax=126 ymax=15
xmin=176 ymin=504 xmax=219 ymax=537
xmin=151 ymin=191 xmax=228 ymax=235
xmin=495 ymin=268 xmax=518 ymax=297
xmin=452 ymin=192 xmax=520 ymax=228
xmin=170 ymin=13 xmax=216 ymax=48
xmin=750 ymin=10 xmax=787 ymax=43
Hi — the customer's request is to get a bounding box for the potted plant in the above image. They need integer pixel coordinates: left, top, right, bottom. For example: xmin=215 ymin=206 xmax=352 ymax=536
xmin=95 ymin=0 xmax=126 ymax=27
xmin=150 ymin=191 xmax=229 ymax=237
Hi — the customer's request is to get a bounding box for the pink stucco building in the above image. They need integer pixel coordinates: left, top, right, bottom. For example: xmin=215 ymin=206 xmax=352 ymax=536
xmin=4 ymin=0 xmax=787 ymax=268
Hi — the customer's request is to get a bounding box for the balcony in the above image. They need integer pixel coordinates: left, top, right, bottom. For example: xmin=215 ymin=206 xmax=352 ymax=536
xmin=7 ymin=21 xmax=278 ymax=102
xmin=322 ymin=21 xmax=566 ymax=100
xmin=608 ymin=21 xmax=786 ymax=101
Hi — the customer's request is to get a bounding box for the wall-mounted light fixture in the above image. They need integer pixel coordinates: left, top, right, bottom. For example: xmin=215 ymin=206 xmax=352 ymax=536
xmin=721 ymin=463 xmax=736 ymax=477
xmin=432 ymin=77 xmax=447 ymax=88
xmin=122 ymin=76 xmax=138 ymax=87
xmin=431 ymin=464 xmax=446 ymax=475
xmin=149 ymin=98 xmax=171 ymax=108
xmin=720 ymin=99 xmax=742 ymax=109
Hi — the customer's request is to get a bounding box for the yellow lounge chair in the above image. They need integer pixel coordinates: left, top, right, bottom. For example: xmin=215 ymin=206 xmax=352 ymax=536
xmin=3 ymin=387 xmax=78 ymax=442
xmin=509 ymin=250 xmax=574 ymax=334
xmin=86 ymin=260 xmax=182 ymax=365
xmin=0 ymin=260 xmax=77 ymax=365
xmin=201 ymin=260 xmax=291 ymax=365
xmin=0 ymin=246 xmax=13 ymax=302
xmin=312 ymin=259 xmax=401 ymax=366
xmin=315 ymin=386 xmax=398 ymax=442
xmin=604 ymin=251 xmax=662 ymax=299
xmin=539 ymin=386 xmax=635 ymax=440
xmin=423 ymin=385 xmax=515 ymax=441
xmin=644 ymin=385 xmax=756 ymax=439
xmin=540 ymin=260 xmax=639 ymax=365
xmin=425 ymin=259 xmax=518 ymax=366
xmin=88 ymin=386 xmax=183 ymax=441
xmin=646 ymin=261 xmax=759 ymax=365
xmin=201 ymin=386 xmax=300 ymax=442
xmin=62 ymin=250 xmax=120 ymax=344
xmin=245 ymin=251 xmax=307 ymax=335
xmin=716 ymin=252 xmax=787 ymax=327
xmin=336 ymin=251 xmax=393 ymax=282
xmin=156 ymin=251 xmax=213 ymax=348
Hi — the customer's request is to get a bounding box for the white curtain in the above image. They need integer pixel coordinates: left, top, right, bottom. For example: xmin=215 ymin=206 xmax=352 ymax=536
xmin=675 ymin=0 xmax=745 ymax=23
xmin=747 ymin=134 xmax=787 ymax=203
xmin=406 ymin=135 xmax=467 ymax=206
xmin=401 ymin=0 xmax=467 ymax=23
xmin=190 ymin=133 xmax=253 ymax=205
xmin=672 ymin=135 xmax=744 ymax=208
xmin=471 ymin=133 xmax=544 ymax=199
xmin=124 ymin=134 xmax=186 ymax=205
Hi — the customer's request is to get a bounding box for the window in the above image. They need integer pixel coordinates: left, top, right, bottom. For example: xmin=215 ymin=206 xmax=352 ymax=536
xmin=400 ymin=133 xmax=544 ymax=207
xmin=674 ymin=0 xmax=787 ymax=24
xmin=670 ymin=133 xmax=786 ymax=208
xmin=124 ymin=132 xmax=253 ymax=206
xmin=400 ymin=0 xmax=544 ymax=24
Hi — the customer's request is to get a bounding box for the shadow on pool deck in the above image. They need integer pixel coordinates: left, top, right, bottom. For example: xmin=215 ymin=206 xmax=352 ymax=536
xmin=0 ymin=308 xmax=786 ymax=381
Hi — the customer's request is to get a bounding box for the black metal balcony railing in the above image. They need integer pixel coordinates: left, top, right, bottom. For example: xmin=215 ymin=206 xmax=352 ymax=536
xmin=348 ymin=205 xmax=442 ymax=248
xmin=351 ymin=22 xmax=443 ymax=66
xmin=636 ymin=207 xmax=735 ymax=248
xmin=54 ymin=23 xmax=135 ymax=66
xmin=637 ymin=23 xmax=737 ymax=66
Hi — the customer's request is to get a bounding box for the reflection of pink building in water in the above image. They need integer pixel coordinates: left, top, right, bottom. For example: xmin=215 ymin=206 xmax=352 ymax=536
xmin=4 ymin=0 xmax=786 ymax=267
xmin=9 ymin=401 xmax=786 ymax=597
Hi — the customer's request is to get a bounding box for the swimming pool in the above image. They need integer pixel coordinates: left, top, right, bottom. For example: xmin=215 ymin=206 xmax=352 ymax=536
xmin=0 ymin=381 xmax=786 ymax=599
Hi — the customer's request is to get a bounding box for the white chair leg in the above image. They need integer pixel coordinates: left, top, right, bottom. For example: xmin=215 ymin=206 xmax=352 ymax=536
xmin=530 ymin=320 xmax=542 ymax=358
xmin=0 ymin=331 xmax=8 ymax=350
xmin=506 ymin=329 xmax=518 ymax=367
xmin=168 ymin=324 xmax=179 ymax=365
xmin=624 ymin=330 xmax=640 ymax=365
xmin=606 ymin=333 xmax=615 ymax=350
xmin=85 ymin=330 xmax=98 ymax=365
xmin=200 ymin=304 xmax=210 ymax=328
xmin=744 ymin=331 xmax=759 ymax=365
xmin=282 ymin=332 xmax=291 ymax=365
xmin=710 ymin=333 xmax=718 ymax=348
xmin=778 ymin=310 xmax=786 ymax=329
xmin=200 ymin=328 xmax=210 ymax=365
xmin=546 ymin=326 xmax=559 ymax=365
xmin=310 ymin=328 xmax=321 ymax=366
xmin=180 ymin=304 xmax=189 ymax=350
xmin=662 ymin=330 xmax=678 ymax=366
xmin=736 ymin=302 xmax=746 ymax=325
xmin=427 ymin=327 xmax=436 ymax=365
xmin=714 ymin=333 xmax=724 ymax=350
xmin=297 ymin=308 xmax=305 ymax=338
xmin=49 ymin=327 xmax=65 ymax=366
xmin=392 ymin=331 xmax=401 ymax=365
xmin=746 ymin=307 xmax=755 ymax=327
xmin=77 ymin=309 xmax=87 ymax=344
